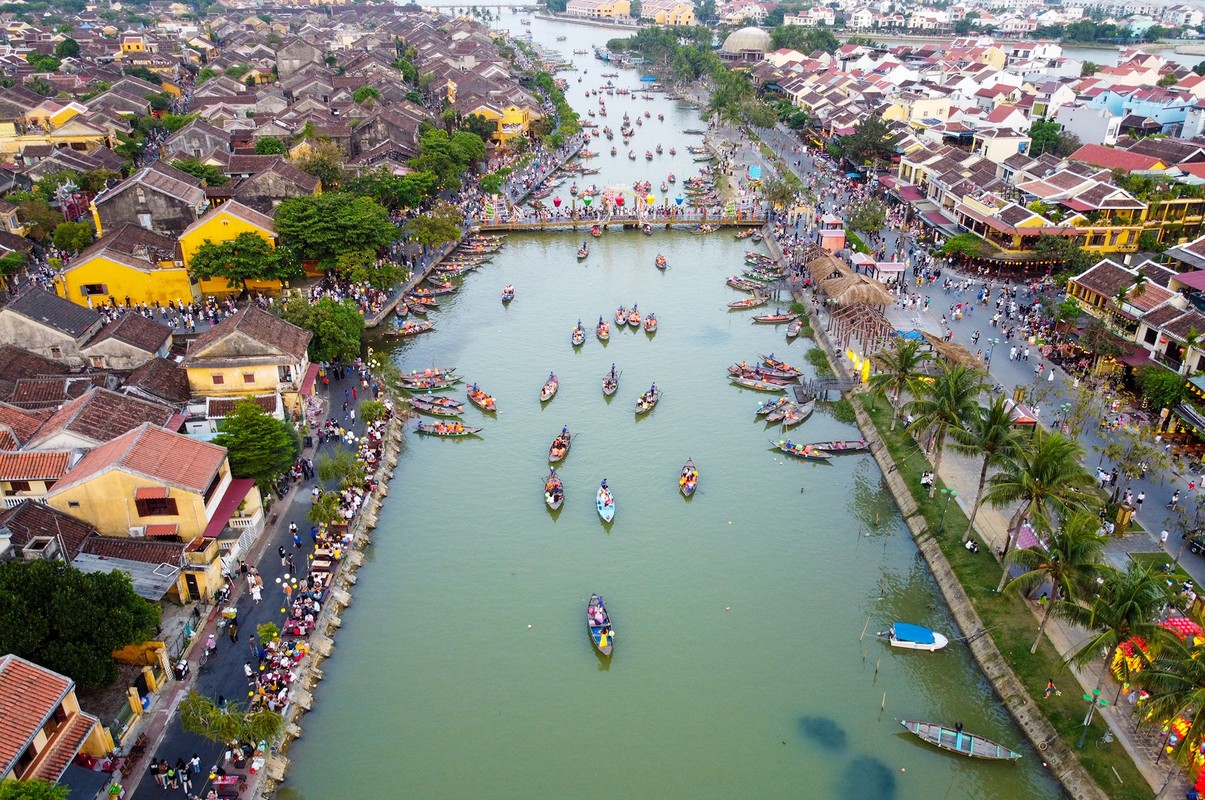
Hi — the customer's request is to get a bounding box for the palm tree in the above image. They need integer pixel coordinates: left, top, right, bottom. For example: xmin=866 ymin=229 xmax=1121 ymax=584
xmin=867 ymin=338 xmax=932 ymax=430
xmin=948 ymin=395 xmax=1023 ymax=541
xmin=1060 ymin=561 xmax=1169 ymax=693
xmin=1005 ymin=510 xmax=1108 ymax=654
xmin=904 ymin=362 xmax=982 ymax=498
xmin=1133 ymin=632 xmax=1205 ymax=764
xmin=985 ymin=427 xmax=1098 ymax=591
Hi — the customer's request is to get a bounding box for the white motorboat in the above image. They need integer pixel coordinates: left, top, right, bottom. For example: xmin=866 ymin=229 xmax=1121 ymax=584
xmin=880 ymin=622 xmax=949 ymax=652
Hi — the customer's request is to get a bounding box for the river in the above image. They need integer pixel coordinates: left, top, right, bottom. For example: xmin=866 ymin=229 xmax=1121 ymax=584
xmin=284 ymin=13 xmax=1063 ymax=800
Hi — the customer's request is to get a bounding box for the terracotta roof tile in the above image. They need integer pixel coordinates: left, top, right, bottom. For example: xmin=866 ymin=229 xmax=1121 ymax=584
xmin=0 ymin=402 xmax=50 ymax=443
xmin=48 ymin=423 xmax=225 ymax=495
xmin=0 ymin=655 xmax=72 ymax=773
xmin=31 ymin=710 xmax=97 ymax=783
xmin=0 ymin=451 xmax=69 ymax=480
xmin=184 ymin=306 xmax=310 ymax=366
xmin=7 ymin=376 xmax=109 ymax=411
xmin=0 ymin=501 xmax=93 ymax=556
xmin=1073 ymin=260 xmax=1135 ymax=298
xmin=0 ymin=346 xmax=69 ymax=383
xmin=26 ymin=387 xmax=173 ymax=449
xmin=80 ymin=534 xmax=185 ymax=563
xmin=86 ymin=313 xmax=171 ymax=355
xmin=122 ymin=358 xmax=191 ymax=405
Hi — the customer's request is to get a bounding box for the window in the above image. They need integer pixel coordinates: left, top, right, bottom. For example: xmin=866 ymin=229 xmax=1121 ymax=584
xmin=137 ymin=213 xmax=152 ymax=229
xmin=90 ymin=357 xmax=105 ymax=368
xmin=67 ymin=501 xmax=79 ymax=508
xmin=243 ymin=373 xmax=255 ymax=384
xmin=203 ymin=471 xmax=223 ymax=505
xmin=135 ymin=497 xmax=178 ymax=516
xmin=49 ymin=346 xmax=62 ymax=359
xmin=8 ymin=481 xmax=30 ymax=493
xmin=81 ymin=283 xmax=107 ymax=296
xmin=1145 ymin=328 xmax=1158 ymax=345
xmin=212 ymin=374 xmax=224 ymax=385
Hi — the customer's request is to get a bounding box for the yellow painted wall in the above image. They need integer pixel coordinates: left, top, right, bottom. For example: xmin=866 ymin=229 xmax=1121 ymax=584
xmin=196 ymin=276 xmax=284 ymax=298
xmin=59 ymin=254 xmax=199 ymax=308
xmin=185 ymin=361 xmax=283 ymax=398
xmin=180 ymin=209 xmax=279 ymax=294
xmin=121 ymin=39 xmax=147 ymax=53
xmin=46 ymin=468 xmax=220 ymax=539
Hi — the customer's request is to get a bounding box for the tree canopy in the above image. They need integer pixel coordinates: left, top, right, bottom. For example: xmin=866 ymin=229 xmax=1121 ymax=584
xmin=212 ymin=399 xmax=300 ymax=492
xmin=770 ymin=25 xmax=839 ymax=55
xmin=254 ymin=136 xmax=288 ymax=155
xmin=0 ymin=780 xmax=69 ymax=800
xmin=291 ymin=139 xmax=345 ymax=191
xmin=341 ymin=169 xmax=437 ymax=211
xmin=0 ymin=559 xmax=159 ymax=688
xmin=847 ymin=197 xmax=887 ymax=235
xmin=836 ymin=117 xmax=898 ymax=168
xmin=274 ymin=193 xmax=396 ymax=269
xmin=188 ymin=231 xmax=300 ymax=292
xmin=52 ymin=221 xmax=94 ymax=254
xmin=408 ymin=128 xmax=486 ymax=190
xmin=1028 ymin=119 xmax=1080 ymax=158
xmin=170 ymin=158 xmax=229 ymax=186
xmin=401 ymin=200 xmax=462 ymax=248
xmin=280 ymin=294 xmax=365 ymax=363
xmin=54 ymin=37 xmax=79 ymax=58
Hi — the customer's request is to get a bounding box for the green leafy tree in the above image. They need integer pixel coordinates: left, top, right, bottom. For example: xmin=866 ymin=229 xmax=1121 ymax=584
xmin=353 ymin=85 xmax=381 ymax=105
xmin=847 ymin=197 xmax=887 ymax=235
xmin=868 ymin=338 xmax=932 ymax=429
xmin=740 ymin=99 xmax=779 ymax=128
xmin=188 ymin=232 xmax=300 ymax=293
xmin=291 ymin=140 xmax=346 ymax=191
xmin=16 ymin=199 xmax=63 ymax=242
xmin=51 ymin=220 xmax=94 ymax=253
xmin=224 ymin=64 xmax=249 ymax=79
xmin=769 ymin=25 xmax=839 ymax=54
xmin=26 ymin=52 xmax=61 ymax=72
xmin=761 ymin=175 xmax=796 ymax=209
xmin=274 ymin=194 xmax=396 ymax=268
xmin=408 ymin=129 xmax=486 ymax=190
xmin=335 ymin=249 xmax=405 ymax=290
xmin=0 ymin=779 xmax=70 ymax=800
xmin=212 ymin=399 xmax=301 ymax=492
xmin=1035 ymin=233 xmax=1095 ymax=275
xmin=0 ymin=251 xmax=27 ymax=290
xmin=1078 ymin=316 xmax=1128 ymax=372
xmin=1005 ymin=510 xmax=1108 ymax=653
xmin=837 ymin=117 xmax=898 ymax=168
xmin=197 ymin=66 xmax=216 ymax=84
xmin=1138 ymin=365 xmax=1185 ymax=411
xmin=308 ymin=492 xmax=343 ymax=526
xmin=341 ymin=169 xmax=437 ymax=210
xmin=54 ymin=37 xmax=79 ymax=58
xmin=0 ymin=559 xmax=159 ymax=688
xmin=280 ymin=294 xmax=365 ymax=363
xmin=696 ymin=0 xmax=716 ymax=21
xmin=1028 ymin=119 xmax=1064 ymax=156
xmin=949 ymin=396 xmax=1024 ymax=540
xmin=402 ymin=200 xmax=462 ymax=248
xmin=940 ymin=232 xmax=993 ymax=258
xmin=1082 ymin=61 xmax=1101 ymax=76
xmin=254 ymin=136 xmax=288 ymax=155
xmin=170 ymin=158 xmax=229 ymax=186
xmin=179 ymin=691 xmax=284 ymax=746
xmin=905 ymin=363 xmax=983 ymax=497
xmin=392 ymin=58 xmax=419 ymax=84
xmin=359 ymin=399 xmax=387 ymax=424
xmin=461 ymin=113 xmax=496 ymax=142
xmin=317 ymin=449 xmax=365 ymax=489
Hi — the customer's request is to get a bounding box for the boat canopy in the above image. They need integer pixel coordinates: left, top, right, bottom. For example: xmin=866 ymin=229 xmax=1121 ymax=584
xmin=893 ymin=622 xmax=936 ymax=645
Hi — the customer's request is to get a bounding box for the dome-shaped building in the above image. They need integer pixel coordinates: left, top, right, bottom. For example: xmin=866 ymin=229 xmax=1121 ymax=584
xmin=720 ymin=27 xmax=771 ymax=63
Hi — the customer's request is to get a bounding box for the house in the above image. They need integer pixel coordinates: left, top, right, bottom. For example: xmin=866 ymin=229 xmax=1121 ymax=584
xmin=74 ymin=533 xmax=226 ymax=604
xmin=641 ymin=0 xmax=695 ymax=24
xmin=275 ymin=38 xmax=324 ymax=80
xmin=180 ymin=306 xmax=313 ymax=411
xmin=163 ymin=119 xmax=230 ymax=161
xmin=177 ymin=201 xmax=281 ymax=297
xmin=230 ymin=159 xmax=320 ymax=214
xmin=0 ymin=451 xmax=71 ymax=509
xmin=22 ymin=387 xmax=175 ymax=452
xmin=58 ymin=224 xmax=196 ymax=310
xmin=0 ymin=654 xmax=109 ymax=783
xmin=0 ymin=500 xmax=93 ymax=559
xmin=1054 ymin=103 xmax=1123 ymax=146
xmin=91 ymin=162 xmax=209 ymax=238
xmin=121 ymin=358 xmax=191 ymax=407
xmin=77 ymin=312 xmax=173 ymax=371
xmin=43 ymin=422 xmax=261 ymax=544
xmin=565 ymin=0 xmax=632 ymax=18
xmin=971 ymin=128 xmax=1030 ymax=164
xmin=0 ymin=290 xmax=103 ymax=368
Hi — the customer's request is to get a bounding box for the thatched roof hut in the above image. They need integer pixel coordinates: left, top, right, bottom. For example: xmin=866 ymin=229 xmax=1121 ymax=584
xmin=920 ymin=331 xmax=981 ymax=368
xmin=807 ymin=253 xmax=850 ymax=284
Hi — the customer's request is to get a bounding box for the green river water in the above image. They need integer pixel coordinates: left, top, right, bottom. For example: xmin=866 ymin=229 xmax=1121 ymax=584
xmin=285 ymin=13 xmax=1063 ymax=800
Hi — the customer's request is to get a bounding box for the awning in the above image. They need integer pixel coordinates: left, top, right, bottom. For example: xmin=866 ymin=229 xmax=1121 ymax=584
xmin=899 ymin=186 xmax=924 ymax=202
xmin=1119 ymin=346 xmax=1154 ymax=367
xmin=922 ymin=209 xmax=956 ymax=228
xmin=748 ymin=164 xmax=762 ymax=180
xmin=134 ymin=486 xmax=168 ymax=500
xmin=896 ymin=329 xmax=924 ymax=340
xmin=1003 ymin=397 xmax=1038 ymax=425
xmin=202 ymin=477 xmax=258 ymax=539
xmin=300 ymin=362 xmax=320 ymax=396
xmin=1174 ymin=403 xmax=1205 ymax=431
xmin=875 ymin=261 xmax=905 ymax=273
xmin=878 ymin=175 xmax=898 ymax=189
xmin=144 ymin=523 xmax=179 ymax=538
xmin=1014 ymin=522 xmax=1042 ymax=550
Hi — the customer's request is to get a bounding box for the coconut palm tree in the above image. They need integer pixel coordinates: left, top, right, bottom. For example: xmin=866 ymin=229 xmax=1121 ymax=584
xmin=985 ymin=427 xmax=1098 ymax=591
xmin=904 ymin=362 xmax=982 ymax=498
xmin=1060 ymin=561 xmax=1169 ymax=692
xmin=1005 ymin=510 xmax=1109 ymax=654
xmin=948 ymin=395 xmax=1023 ymax=541
xmin=867 ymin=338 xmax=932 ymax=430
xmin=1133 ymin=632 xmax=1205 ymax=764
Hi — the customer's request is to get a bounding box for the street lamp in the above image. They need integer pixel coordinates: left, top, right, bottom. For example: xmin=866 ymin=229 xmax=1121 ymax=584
xmin=1055 ymin=402 xmax=1072 ymax=428
xmin=985 ymin=337 xmax=1001 ymax=376
xmin=937 ymin=487 xmax=958 ymax=534
xmin=1075 ymin=687 xmax=1109 ymax=749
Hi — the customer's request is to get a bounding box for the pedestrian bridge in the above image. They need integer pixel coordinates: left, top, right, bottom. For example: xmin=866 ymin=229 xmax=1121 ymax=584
xmin=475 ymin=213 xmax=767 ymax=232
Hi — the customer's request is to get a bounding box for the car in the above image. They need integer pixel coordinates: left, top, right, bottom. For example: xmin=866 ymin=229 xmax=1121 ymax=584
xmin=1189 ymin=535 xmax=1205 ymax=556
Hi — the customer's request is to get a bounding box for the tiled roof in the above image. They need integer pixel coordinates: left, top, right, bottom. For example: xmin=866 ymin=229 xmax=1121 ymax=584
xmin=48 ymin=422 xmax=225 ymax=495
xmin=71 ymin=224 xmax=178 ymax=270
xmin=4 ymin=289 xmax=100 ymax=338
xmin=0 ymin=402 xmax=50 ymax=443
xmin=7 ymin=376 xmax=108 ymax=411
xmin=206 ymin=394 xmax=277 ymax=418
xmin=1072 ymin=260 xmax=1136 ymax=298
xmin=31 ymin=710 xmax=97 ymax=783
xmin=122 ymin=357 xmax=190 ymax=405
xmin=0 ymin=451 xmax=69 ymax=480
xmin=0 ymin=655 xmax=72 ymax=774
xmin=85 ymin=313 xmax=171 ymax=355
xmin=184 ymin=306 xmax=310 ymax=365
xmin=0 ymin=501 xmax=93 ymax=556
xmin=26 ymin=387 xmax=173 ymax=449
xmin=80 ymin=534 xmax=185 ymax=564
xmin=1069 ymin=143 xmax=1164 ymax=171
xmin=1141 ymin=303 xmax=1186 ymax=329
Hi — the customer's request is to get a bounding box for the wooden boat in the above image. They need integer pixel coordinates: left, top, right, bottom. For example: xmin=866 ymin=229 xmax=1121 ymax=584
xmin=879 ymin=622 xmax=949 ymax=652
xmin=414 ymin=394 xmax=461 ymax=409
xmin=642 ymin=223 xmax=652 ymax=235
xmin=728 ymin=295 xmax=769 ymax=310
xmin=733 ymin=228 xmax=758 ymax=240
xmin=587 ymin=594 xmax=613 ymax=655
xmin=540 ymin=373 xmax=559 ymax=402
xmin=729 ymin=368 xmax=791 ymax=386
xmin=615 ymin=306 xmax=627 ymax=327
xmin=596 ymin=317 xmax=610 ymax=341
xmin=548 ymin=427 xmax=571 ymax=463
xmin=780 ymin=400 xmax=815 ymax=430
xmin=422 ymin=279 xmax=457 ymax=296
xmin=679 ymin=458 xmax=697 ymax=497
xmin=786 ymin=319 xmax=804 ymax=339
xmin=655 ymin=254 xmax=667 ymax=270
xmin=643 ymin=313 xmax=657 ymax=333
xmin=401 ymin=367 xmax=457 ymax=384
xmin=602 ymin=365 xmax=619 ymax=396
xmin=571 ymin=321 xmax=585 ymax=347
xmin=545 ymin=468 xmax=564 ymax=511
xmin=402 ymin=375 xmax=458 ymax=391
xmin=728 ymin=364 xmax=798 ymax=381
xmin=759 ymin=355 xmax=802 ymax=377
xmin=732 ymin=377 xmax=787 ymax=393
xmin=691 ymin=224 xmax=717 ymax=234
xmin=405 ymin=301 xmax=428 ymax=317
xmin=727 ymin=276 xmax=764 ymax=292
xmin=900 ymin=720 xmax=1021 ymax=761
xmin=386 ymin=320 xmax=434 ymax=337
xmin=809 ymin=440 xmax=870 ymax=455
xmin=771 ymin=440 xmax=829 ymax=461
xmin=466 ymin=384 xmax=497 ymax=412
xmin=752 ymin=312 xmax=801 ymax=325
xmin=596 ymin=482 xmax=615 ymax=523
xmin=756 ymin=397 xmax=791 ymax=417
xmin=635 ymin=384 xmax=660 ymax=414
xmin=409 ymin=397 xmax=462 ymax=417
xmin=627 ymin=306 xmax=641 ymax=327
xmin=414 ymin=421 xmax=482 ymax=437
xmin=502 ymin=285 xmax=515 ymax=303
xmin=407 ymin=293 xmax=440 ymax=307
xmin=577 ymin=243 xmax=589 ymax=260
xmin=764 ymin=401 xmax=797 ymax=422
xmin=590 ymin=225 xmax=603 ymax=238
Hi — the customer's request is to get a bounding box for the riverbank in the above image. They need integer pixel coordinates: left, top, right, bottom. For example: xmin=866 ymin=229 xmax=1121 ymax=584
xmin=846 ymin=31 xmax=1177 ymax=52
xmin=533 ymin=12 xmax=637 ymax=31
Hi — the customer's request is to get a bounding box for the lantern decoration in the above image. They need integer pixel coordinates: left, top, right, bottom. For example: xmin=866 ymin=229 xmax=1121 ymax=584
xmin=675 ymin=193 xmax=685 ymax=206
xmin=616 ymin=196 xmax=625 ymax=207
xmin=553 ymin=197 xmax=561 ymax=207
xmin=583 ymin=196 xmax=592 ymax=206
xmin=1160 ymin=336 xmax=1170 ymax=344
xmin=1161 ymin=616 xmax=1202 ymax=642
xmin=646 ymin=193 xmax=655 ymax=205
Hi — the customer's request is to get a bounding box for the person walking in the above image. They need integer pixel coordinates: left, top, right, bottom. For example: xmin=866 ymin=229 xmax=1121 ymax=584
xmin=1136 ymin=491 xmax=1145 ymax=512
xmin=250 ymin=581 xmax=262 ymax=604
xmin=1161 ymin=529 xmax=1170 ymax=549
xmin=278 ymin=545 xmax=287 ymax=566
xmin=1044 ymin=678 xmax=1057 ymax=700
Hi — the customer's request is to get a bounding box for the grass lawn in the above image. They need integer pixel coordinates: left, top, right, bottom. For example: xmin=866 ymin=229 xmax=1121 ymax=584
xmin=859 ymin=394 xmax=1156 ymax=800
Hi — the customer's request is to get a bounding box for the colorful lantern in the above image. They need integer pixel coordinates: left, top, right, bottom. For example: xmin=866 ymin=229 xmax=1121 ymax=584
xmin=616 ymin=196 xmax=625 ymax=207
xmin=646 ymin=193 xmax=655 ymax=205
xmin=675 ymin=194 xmax=685 ymax=206
xmin=583 ymin=196 xmax=592 ymax=206
xmin=553 ymin=197 xmax=562 ymax=207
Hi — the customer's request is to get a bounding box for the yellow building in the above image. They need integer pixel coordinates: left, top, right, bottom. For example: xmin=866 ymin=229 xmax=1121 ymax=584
xmin=43 ymin=422 xmax=261 ymax=542
xmin=641 ymin=0 xmax=696 ymax=25
xmin=119 ymin=33 xmax=147 ymax=55
xmin=465 ymin=101 xmax=544 ymax=144
xmin=178 ymin=200 xmax=281 ymax=297
xmin=565 ymin=0 xmax=631 ymax=19
xmin=0 ymin=116 xmax=111 ymax=157
xmin=58 ymin=224 xmax=197 ymax=309
xmin=180 ymin=306 xmax=313 ymax=410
